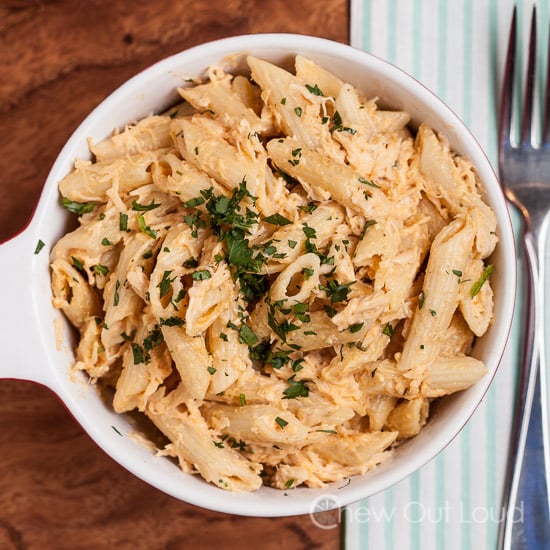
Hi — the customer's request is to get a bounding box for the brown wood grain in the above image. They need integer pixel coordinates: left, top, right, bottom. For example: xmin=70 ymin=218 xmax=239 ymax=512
xmin=0 ymin=1 xmax=349 ymax=548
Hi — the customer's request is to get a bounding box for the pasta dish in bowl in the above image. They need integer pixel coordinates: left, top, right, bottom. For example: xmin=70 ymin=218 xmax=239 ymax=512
xmin=0 ymin=34 xmax=516 ymax=516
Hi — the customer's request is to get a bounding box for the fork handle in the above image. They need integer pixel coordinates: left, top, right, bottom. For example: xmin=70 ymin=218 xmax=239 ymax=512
xmin=498 ymin=228 xmax=550 ymax=549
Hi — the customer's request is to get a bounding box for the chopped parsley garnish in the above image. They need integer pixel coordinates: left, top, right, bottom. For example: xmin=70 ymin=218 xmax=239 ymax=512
xmin=348 ymin=322 xmax=364 ymax=333
xmin=294 ymin=106 xmax=303 ymax=117
xmin=92 ymin=264 xmax=109 ymax=276
xmin=452 ymin=269 xmax=463 ymax=278
xmin=114 ymin=280 xmax=121 ymax=306
xmin=382 ymin=323 xmax=394 ymax=337
xmin=159 ymin=316 xmax=184 ymax=327
xmin=192 ymin=269 xmax=211 ymax=281
xmin=101 ymin=237 xmax=113 ymax=246
xmin=137 ymin=213 xmax=157 ymax=239
xmin=283 ymin=375 xmax=309 ymax=399
xmin=319 ymin=279 xmax=355 ymax=303
xmin=239 ymin=393 xmax=247 ymax=406
xmin=298 ymin=202 xmax=318 ymax=214
xmin=131 ymin=200 xmax=160 ymax=211
xmin=275 ymin=416 xmax=288 ymax=428
xmin=305 ymin=83 xmax=324 ymax=96
xmin=119 ymin=213 xmax=129 ymax=232
xmin=470 ymin=264 xmax=494 ymax=297
xmin=62 ymin=197 xmax=97 ymax=215
xmin=238 ymin=324 xmax=259 ymax=347
xmin=131 ymin=343 xmax=144 ymax=364
xmin=157 ymin=270 xmax=175 ymax=298
xmin=358 ymin=177 xmax=380 ymax=188
xmin=207 ymin=366 xmax=217 ymax=375
xmin=71 ymin=256 xmax=85 ymax=272
xmin=34 ymin=239 xmax=45 ymax=255
xmin=330 ymin=110 xmax=357 ymax=134
xmin=183 ymin=197 xmax=205 ymax=208
xmin=264 ymin=213 xmax=292 ymax=226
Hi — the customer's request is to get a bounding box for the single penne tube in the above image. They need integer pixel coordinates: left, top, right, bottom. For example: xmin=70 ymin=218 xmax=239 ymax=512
xmin=203 ymin=403 xmax=311 ymax=446
xmin=50 ymin=258 xmax=102 ymax=330
xmin=90 ymin=115 xmax=173 ymax=162
xmin=422 ymin=355 xmax=488 ymax=397
xmin=365 ymin=394 xmax=399 ymax=431
xmin=398 ymin=216 xmax=476 ymax=372
xmin=385 ymin=397 xmax=429 ymax=438
xmin=417 ymin=124 xmax=497 ymax=258
xmin=267 ymin=137 xmax=391 ymax=219
xmin=162 ymin=325 xmax=211 ymax=400
xmin=58 ymin=151 xmax=161 ymax=202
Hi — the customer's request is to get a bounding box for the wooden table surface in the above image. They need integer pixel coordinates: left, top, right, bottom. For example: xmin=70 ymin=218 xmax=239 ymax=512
xmin=0 ymin=1 xmax=349 ymax=548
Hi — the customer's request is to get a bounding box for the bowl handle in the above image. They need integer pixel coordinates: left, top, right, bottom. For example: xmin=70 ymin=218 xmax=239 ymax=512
xmin=0 ymin=230 xmax=57 ymax=389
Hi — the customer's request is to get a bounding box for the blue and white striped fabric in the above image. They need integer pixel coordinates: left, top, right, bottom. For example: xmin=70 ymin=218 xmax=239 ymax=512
xmin=347 ymin=1 xmax=550 ymax=548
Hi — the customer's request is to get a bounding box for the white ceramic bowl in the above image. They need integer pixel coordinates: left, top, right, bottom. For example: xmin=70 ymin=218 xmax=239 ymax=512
xmin=0 ymin=34 xmax=516 ymax=517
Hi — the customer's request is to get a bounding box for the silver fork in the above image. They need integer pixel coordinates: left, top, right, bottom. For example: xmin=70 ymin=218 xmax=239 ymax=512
xmin=497 ymin=5 xmax=550 ymax=549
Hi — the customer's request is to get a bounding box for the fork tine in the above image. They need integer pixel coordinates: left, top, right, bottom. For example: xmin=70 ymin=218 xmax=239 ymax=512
xmin=544 ymin=12 xmax=550 ymax=145
xmin=499 ymin=5 xmax=516 ymax=163
xmin=521 ymin=6 xmax=537 ymax=146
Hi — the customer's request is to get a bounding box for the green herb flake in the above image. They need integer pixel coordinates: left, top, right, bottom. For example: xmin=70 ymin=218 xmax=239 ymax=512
xmin=137 ymin=213 xmax=157 ymax=239
xmin=294 ymin=106 xmax=303 ymax=117
xmin=452 ymin=269 xmax=463 ymax=278
xmin=207 ymin=366 xmax=217 ymax=375
xmin=131 ymin=200 xmax=160 ymax=212
xmin=34 ymin=239 xmax=45 ymax=255
xmin=280 ymin=97 xmax=287 ymax=105
xmin=239 ymin=393 xmax=247 ymax=406
xmin=358 ymin=176 xmax=380 ymax=188
xmin=183 ymin=197 xmax=205 ymax=208
xmin=348 ymin=322 xmax=364 ymax=333
xmin=264 ymin=213 xmax=292 ymax=226
xmin=192 ymin=269 xmax=211 ymax=281
xmin=238 ymin=324 xmax=259 ymax=347
xmin=382 ymin=323 xmax=394 ymax=338
xmin=114 ymin=280 xmax=121 ymax=306
xmin=101 ymin=237 xmax=113 ymax=246
xmin=93 ymin=264 xmax=109 ymax=277
xmin=119 ymin=213 xmax=129 ymax=232
xmin=318 ymin=278 xmax=355 ymax=303
xmin=305 ymin=83 xmax=324 ymax=96
xmin=470 ymin=264 xmax=494 ymax=298
xmin=159 ymin=316 xmax=184 ymax=327
xmin=71 ymin=256 xmax=85 ymax=272
xmin=62 ymin=197 xmax=97 ymax=215
xmin=131 ymin=342 xmax=144 ymax=364
xmin=158 ymin=270 xmax=175 ymax=298
xmin=275 ymin=416 xmax=289 ymax=429
xmin=283 ymin=375 xmax=309 ymax=399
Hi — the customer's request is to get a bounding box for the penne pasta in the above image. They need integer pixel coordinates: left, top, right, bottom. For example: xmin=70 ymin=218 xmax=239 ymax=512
xmin=51 ymin=54 xmax=498 ymax=492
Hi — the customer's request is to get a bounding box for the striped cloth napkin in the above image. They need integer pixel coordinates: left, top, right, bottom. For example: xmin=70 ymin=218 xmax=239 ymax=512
xmin=346 ymin=1 xmax=549 ymax=548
